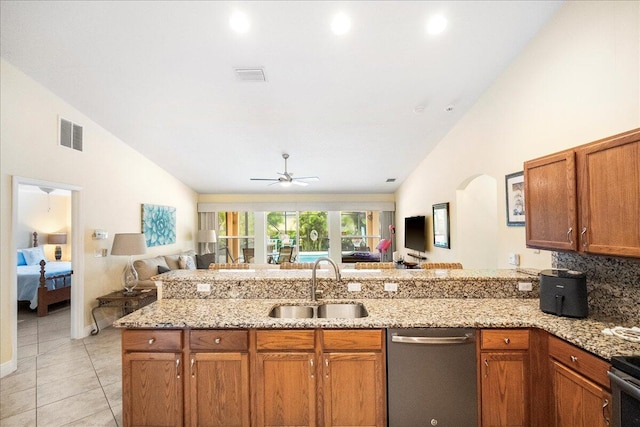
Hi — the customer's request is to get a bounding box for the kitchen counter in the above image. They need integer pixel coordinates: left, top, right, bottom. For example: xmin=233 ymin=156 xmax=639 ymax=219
xmin=113 ymin=297 xmax=640 ymax=360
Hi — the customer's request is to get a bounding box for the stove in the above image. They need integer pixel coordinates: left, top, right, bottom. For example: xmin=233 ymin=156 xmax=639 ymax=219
xmin=609 ymin=356 xmax=640 ymax=427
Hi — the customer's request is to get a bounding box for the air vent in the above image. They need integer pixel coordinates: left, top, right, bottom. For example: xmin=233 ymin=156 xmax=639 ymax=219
xmin=234 ymin=67 xmax=266 ymax=82
xmin=386 ymin=178 xmax=396 ymax=183
xmin=59 ymin=117 xmax=83 ymax=152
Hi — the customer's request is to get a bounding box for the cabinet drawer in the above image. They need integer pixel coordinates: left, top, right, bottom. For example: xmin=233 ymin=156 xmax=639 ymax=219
xmin=323 ymin=329 xmax=383 ymax=350
xmin=189 ymin=329 xmax=248 ymax=351
xmin=256 ymin=330 xmax=315 ymax=350
xmin=481 ymin=329 xmax=529 ymax=350
xmin=122 ymin=329 xmax=182 ymax=351
xmin=548 ymin=335 xmax=610 ymax=389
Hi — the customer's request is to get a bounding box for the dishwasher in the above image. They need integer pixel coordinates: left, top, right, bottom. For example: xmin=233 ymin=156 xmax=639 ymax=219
xmin=387 ymin=328 xmax=477 ymax=426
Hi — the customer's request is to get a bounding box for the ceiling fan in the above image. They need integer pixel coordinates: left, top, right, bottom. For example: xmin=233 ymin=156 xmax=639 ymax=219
xmin=250 ymin=153 xmax=319 ymax=187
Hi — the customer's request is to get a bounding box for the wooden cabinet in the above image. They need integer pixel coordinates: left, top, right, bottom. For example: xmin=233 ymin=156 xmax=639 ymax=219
xmin=524 ymin=128 xmax=640 ymax=257
xmin=548 ymin=335 xmax=612 ymax=427
xmin=479 ymin=329 xmax=530 ymax=427
xmin=252 ymin=329 xmax=386 ymax=427
xmin=187 ymin=330 xmax=250 ymax=427
xmin=254 ymin=330 xmax=317 ymax=427
xmin=122 ymin=329 xmax=184 ymax=427
xmin=322 ymin=330 xmax=386 ymax=427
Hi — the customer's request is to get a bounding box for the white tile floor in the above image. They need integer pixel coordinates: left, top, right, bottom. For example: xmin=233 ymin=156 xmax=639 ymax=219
xmin=0 ymin=304 xmax=122 ymax=426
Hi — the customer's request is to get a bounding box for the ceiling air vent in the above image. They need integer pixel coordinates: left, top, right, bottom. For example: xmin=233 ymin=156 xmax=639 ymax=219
xmin=234 ymin=67 xmax=266 ymax=82
xmin=59 ymin=117 xmax=83 ymax=152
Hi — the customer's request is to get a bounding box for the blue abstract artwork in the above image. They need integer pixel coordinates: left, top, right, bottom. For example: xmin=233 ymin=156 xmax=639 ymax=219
xmin=141 ymin=204 xmax=176 ymax=247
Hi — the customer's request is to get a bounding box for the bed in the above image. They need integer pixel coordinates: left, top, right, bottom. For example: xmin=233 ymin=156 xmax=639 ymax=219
xmin=17 ymin=232 xmax=73 ymax=317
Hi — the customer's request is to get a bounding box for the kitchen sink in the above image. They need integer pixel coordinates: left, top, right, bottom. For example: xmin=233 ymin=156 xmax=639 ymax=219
xmin=268 ymin=302 xmax=368 ymax=319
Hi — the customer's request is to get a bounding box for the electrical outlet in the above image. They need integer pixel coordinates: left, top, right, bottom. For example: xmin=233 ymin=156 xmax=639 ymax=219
xmin=508 ymin=253 xmax=520 ymax=266
xmin=197 ymin=283 xmax=211 ymax=292
xmin=347 ymin=282 xmax=362 ymax=292
xmin=518 ymin=282 xmax=532 ymax=291
xmin=384 ymin=282 xmax=398 ymax=292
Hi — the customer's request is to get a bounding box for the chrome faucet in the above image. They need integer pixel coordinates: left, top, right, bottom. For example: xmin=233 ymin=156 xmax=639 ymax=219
xmin=311 ymin=257 xmax=341 ymax=301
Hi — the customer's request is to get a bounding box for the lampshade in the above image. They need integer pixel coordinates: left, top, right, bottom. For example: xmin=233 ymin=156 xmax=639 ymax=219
xmin=197 ymin=230 xmax=217 ymax=243
xmin=47 ymin=233 xmax=67 ymax=245
xmin=111 ymin=233 xmax=147 ymax=256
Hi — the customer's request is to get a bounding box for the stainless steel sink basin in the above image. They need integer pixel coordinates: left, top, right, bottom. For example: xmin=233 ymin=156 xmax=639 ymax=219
xmin=268 ymin=305 xmax=315 ymax=319
xmin=317 ymin=303 xmax=368 ymax=318
xmin=268 ymin=303 xmax=368 ymax=319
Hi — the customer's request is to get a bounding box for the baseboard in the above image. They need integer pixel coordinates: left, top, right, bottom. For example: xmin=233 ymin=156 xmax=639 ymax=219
xmin=0 ymin=358 xmax=17 ymax=378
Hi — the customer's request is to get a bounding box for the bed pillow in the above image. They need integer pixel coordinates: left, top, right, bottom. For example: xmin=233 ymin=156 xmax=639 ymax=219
xmin=22 ymin=247 xmax=47 ymax=265
xmin=17 ymin=250 xmax=27 ymax=266
xmin=178 ymin=255 xmax=196 ymax=270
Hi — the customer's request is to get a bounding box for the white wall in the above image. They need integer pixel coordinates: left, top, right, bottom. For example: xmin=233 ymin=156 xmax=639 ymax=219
xmin=0 ymin=59 xmax=198 ymax=367
xmin=396 ymin=1 xmax=640 ymax=270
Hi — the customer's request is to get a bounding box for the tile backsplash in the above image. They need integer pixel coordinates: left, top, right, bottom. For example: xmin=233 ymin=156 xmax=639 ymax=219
xmin=553 ymin=252 xmax=640 ymax=324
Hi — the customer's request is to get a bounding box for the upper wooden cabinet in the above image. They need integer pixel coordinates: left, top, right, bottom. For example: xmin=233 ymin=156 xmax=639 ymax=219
xmin=524 ymin=128 xmax=640 ymax=257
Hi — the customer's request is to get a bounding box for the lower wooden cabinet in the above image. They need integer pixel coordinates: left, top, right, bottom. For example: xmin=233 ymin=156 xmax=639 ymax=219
xmin=548 ymin=335 xmax=612 ymax=427
xmin=479 ymin=329 xmax=530 ymax=427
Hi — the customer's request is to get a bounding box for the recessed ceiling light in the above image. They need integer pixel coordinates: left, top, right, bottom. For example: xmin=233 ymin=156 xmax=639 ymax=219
xmin=426 ymin=14 xmax=447 ymax=35
xmin=331 ymin=12 xmax=351 ymax=35
xmin=230 ymin=11 xmax=250 ymax=33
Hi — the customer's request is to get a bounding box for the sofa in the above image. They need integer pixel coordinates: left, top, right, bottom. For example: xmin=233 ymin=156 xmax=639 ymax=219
xmin=133 ymin=250 xmax=198 ymax=289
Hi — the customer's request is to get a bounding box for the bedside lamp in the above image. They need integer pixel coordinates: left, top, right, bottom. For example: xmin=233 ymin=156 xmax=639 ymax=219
xmin=197 ymin=230 xmax=217 ymax=255
xmin=47 ymin=233 xmax=67 ymax=260
xmin=111 ymin=233 xmax=147 ymax=295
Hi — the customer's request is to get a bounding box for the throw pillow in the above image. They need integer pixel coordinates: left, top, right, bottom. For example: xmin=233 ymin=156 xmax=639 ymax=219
xmin=196 ymin=253 xmax=216 ymax=269
xmin=17 ymin=250 xmax=27 ymax=266
xmin=158 ymin=265 xmax=171 ymax=274
xmin=178 ymin=255 xmax=196 ymax=270
xmin=22 ymin=247 xmax=47 ymax=265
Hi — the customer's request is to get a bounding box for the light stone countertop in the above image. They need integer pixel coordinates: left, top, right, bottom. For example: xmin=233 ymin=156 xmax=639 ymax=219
xmin=113 ymin=297 xmax=640 ymax=361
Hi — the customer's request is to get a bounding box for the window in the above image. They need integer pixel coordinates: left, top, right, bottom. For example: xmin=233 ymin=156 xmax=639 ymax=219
xmin=341 ymin=211 xmax=381 ymax=252
xmin=266 ymin=211 xmax=329 ymax=263
xmin=216 ymin=212 xmax=254 ymax=263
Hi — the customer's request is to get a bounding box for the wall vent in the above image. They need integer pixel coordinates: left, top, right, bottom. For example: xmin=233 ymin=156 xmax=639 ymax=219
xmin=59 ymin=117 xmax=83 ymax=152
xmin=234 ymin=67 xmax=266 ymax=82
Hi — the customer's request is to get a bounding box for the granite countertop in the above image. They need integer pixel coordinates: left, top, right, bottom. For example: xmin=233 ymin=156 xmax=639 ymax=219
xmin=113 ymin=297 xmax=640 ymax=361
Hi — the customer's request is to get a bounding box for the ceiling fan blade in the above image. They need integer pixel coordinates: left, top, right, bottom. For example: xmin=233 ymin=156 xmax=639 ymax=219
xmin=250 ymin=178 xmax=279 ymax=181
xmin=291 ymin=180 xmax=309 ymax=186
xmin=292 ymin=176 xmax=320 ymax=181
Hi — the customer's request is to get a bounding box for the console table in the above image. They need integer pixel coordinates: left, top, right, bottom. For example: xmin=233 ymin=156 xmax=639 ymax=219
xmin=91 ymin=289 xmax=157 ymax=335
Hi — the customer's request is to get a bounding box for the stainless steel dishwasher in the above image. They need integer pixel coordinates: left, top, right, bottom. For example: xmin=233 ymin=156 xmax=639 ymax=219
xmin=387 ymin=328 xmax=477 ymax=427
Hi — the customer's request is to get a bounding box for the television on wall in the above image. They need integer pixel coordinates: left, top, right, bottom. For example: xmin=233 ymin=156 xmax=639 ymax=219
xmin=404 ymin=216 xmax=426 ymax=252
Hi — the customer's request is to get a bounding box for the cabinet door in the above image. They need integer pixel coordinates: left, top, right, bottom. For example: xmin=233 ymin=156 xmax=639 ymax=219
xmin=480 ymin=352 xmax=528 ymax=427
xmin=254 ymin=352 xmax=317 ymax=427
xmin=577 ymin=130 xmax=640 ymax=257
xmin=524 ymin=150 xmax=577 ymax=250
xmin=552 ymin=361 xmax=611 ymax=427
xmin=188 ymin=352 xmax=250 ymax=427
xmin=323 ymin=352 xmax=385 ymax=427
xmin=123 ymin=351 xmax=183 ymax=427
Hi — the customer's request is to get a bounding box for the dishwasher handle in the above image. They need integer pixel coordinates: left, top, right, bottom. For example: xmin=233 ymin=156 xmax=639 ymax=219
xmin=391 ymin=334 xmax=473 ymax=345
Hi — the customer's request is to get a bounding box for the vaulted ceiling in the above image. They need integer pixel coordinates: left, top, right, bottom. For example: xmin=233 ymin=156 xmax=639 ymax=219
xmin=1 ymin=1 xmax=562 ymax=194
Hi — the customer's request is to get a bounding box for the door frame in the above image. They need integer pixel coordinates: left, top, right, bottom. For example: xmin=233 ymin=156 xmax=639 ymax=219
xmin=9 ymin=175 xmax=84 ymax=373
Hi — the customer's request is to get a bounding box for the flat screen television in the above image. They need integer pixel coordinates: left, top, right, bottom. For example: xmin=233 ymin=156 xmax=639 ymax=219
xmin=404 ymin=215 xmax=426 ymax=252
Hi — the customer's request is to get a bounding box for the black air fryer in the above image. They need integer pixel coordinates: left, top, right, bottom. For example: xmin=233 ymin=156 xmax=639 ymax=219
xmin=539 ymin=269 xmax=588 ymax=318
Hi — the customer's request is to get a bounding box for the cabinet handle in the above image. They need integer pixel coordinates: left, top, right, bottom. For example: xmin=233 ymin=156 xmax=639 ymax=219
xmin=190 ymin=358 xmax=195 ymax=378
xmin=148 ymin=338 xmax=155 ymax=345
xmin=567 ymin=227 xmax=573 ymax=245
xmin=581 ymin=227 xmax=588 ymax=248
xmin=504 ymin=338 xmax=510 ymax=344
xmin=483 ymin=359 xmax=489 ymax=378
xmin=176 ymin=358 xmax=181 ymax=379
xmin=309 ymin=358 xmax=314 ymax=378
xmin=602 ymin=399 xmax=610 ymax=425
xmin=570 ymin=355 xmax=578 ymax=363
xmin=214 ymin=338 xmax=221 ymax=344
xmin=325 ymin=358 xmax=330 ymax=378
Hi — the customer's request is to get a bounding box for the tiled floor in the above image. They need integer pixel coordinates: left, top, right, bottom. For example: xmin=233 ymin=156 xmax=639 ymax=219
xmin=0 ymin=304 xmax=122 ymax=426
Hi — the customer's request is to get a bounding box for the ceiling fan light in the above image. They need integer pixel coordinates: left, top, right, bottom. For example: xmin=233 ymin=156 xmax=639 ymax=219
xmin=279 ymin=181 xmax=292 ymax=188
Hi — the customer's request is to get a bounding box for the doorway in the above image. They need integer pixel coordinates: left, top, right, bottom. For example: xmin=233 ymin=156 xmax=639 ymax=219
xmin=9 ymin=176 xmax=83 ymax=375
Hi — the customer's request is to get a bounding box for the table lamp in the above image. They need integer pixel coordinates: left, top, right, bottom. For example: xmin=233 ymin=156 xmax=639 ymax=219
xmin=47 ymin=233 xmax=67 ymax=260
xmin=197 ymin=230 xmax=217 ymax=255
xmin=111 ymin=233 xmax=147 ymax=295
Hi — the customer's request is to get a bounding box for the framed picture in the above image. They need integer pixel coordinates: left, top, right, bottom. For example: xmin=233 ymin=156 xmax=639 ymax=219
xmin=432 ymin=202 xmax=450 ymax=249
xmin=505 ymin=171 xmax=525 ymax=226
xmin=141 ymin=204 xmax=176 ymax=247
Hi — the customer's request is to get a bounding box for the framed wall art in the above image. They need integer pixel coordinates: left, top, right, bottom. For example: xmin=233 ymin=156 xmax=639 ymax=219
xmin=505 ymin=171 xmax=525 ymax=226
xmin=141 ymin=204 xmax=176 ymax=247
xmin=432 ymin=202 xmax=450 ymax=249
